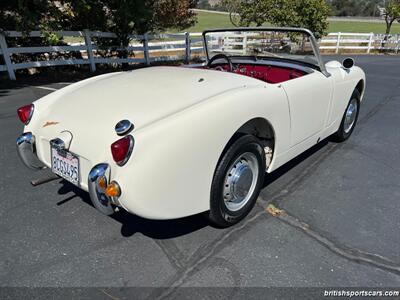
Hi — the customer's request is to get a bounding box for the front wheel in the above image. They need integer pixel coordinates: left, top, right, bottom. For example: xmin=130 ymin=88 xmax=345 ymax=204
xmin=208 ymin=135 xmax=265 ymax=228
xmin=331 ymin=89 xmax=361 ymax=142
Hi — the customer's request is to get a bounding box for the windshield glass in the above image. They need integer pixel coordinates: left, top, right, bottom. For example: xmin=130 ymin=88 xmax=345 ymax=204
xmin=204 ymin=29 xmax=320 ymax=67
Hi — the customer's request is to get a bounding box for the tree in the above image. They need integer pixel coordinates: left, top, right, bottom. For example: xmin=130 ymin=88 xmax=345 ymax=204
xmin=220 ymin=0 xmax=243 ymax=26
xmin=383 ymin=0 xmax=400 ymax=37
xmin=0 ymin=0 xmax=198 ymax=47
xmin=290 ymin=0 xmax=330 ymax=39
xmin=153 ymin=0 xmax=198 ymax=34
xmin=223 ymin=0 xmax=330 ymax=38
xmin=363 ymin=0 xmax=382 ymax=17
xmin=0 ymin=0 xmax=64 ymax=32
xmin=62 ymin=0 xmax=197 ymax=47
xmin=197 ymin=0 xmax=212 ymax=9
xmin=327 ymin=0 xmax=385 ymax=17
xmin=231 ymin=0 xmax=294 ymax=26
xmin=327 ymin=0 xmax=362 ymax=16
xmin=59 ymin=1 xmax=109 ymax=33
xmin=0 ymin=0 xmax=73 ymax=47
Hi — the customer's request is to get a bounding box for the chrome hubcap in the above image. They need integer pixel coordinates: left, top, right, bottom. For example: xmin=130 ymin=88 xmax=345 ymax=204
xmin=344 ymin=98 xmax=358 ymax=134
xmin=223 ymin=152 xmax=259 ymax=212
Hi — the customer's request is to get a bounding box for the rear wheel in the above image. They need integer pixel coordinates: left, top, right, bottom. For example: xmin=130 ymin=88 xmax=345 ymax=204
xmin=332 ymin=89 xmax=360 ymax=142
xmin=208 ymin=135 xmax=265 ymax=228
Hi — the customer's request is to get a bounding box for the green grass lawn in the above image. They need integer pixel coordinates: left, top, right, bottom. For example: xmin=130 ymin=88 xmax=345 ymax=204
xmin=185 ymin=11 xmax=233 ymax=32
xmin=328 ymin=21 xmax=400 ymax=34
xmin=64 ymin=10 xmax=400 ymax=44
xmin=172 ymin=10 xmax=400 ymax=34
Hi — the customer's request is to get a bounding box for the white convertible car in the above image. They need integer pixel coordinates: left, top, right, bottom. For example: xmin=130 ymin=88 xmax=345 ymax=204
xmin=17 ymin=28 xmax=365 ymax=227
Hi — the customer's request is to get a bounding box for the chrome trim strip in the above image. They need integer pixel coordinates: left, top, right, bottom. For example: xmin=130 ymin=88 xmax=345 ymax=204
xmin=26 ymin=104 xmax=34 ymax=125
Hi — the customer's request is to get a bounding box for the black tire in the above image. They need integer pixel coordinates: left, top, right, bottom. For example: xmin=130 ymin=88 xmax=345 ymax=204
xmin=208 ymin=135 xmax=265 ymax=228
xmin=331 ymin=89 xmax=361 ymax=142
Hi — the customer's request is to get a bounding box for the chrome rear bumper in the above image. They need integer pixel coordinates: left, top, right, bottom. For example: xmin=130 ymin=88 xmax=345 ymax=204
xmin=17 ymin=132 xmax=118 ymax=215
xmin=16 ymin=132 xmax=46 ymax=170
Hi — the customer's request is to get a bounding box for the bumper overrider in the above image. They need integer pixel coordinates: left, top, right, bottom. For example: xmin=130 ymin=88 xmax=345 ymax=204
xmin=17 ymin=132 xmax=120 ymax=215
xmin=16 ymin=132 xmax=46 ymax=170
xmin=88 ymin=163 xmax=117 ymax=215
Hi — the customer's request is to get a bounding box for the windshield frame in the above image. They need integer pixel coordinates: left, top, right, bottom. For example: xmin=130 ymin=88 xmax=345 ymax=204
xmin=202 ymin=27 xmax=330 ymax=77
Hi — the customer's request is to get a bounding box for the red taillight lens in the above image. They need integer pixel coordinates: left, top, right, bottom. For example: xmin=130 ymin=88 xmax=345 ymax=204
xmin=111 ymin=135 xmax=134 ymax=166
xmin=17 ymin=104 xmax=34 ymax=125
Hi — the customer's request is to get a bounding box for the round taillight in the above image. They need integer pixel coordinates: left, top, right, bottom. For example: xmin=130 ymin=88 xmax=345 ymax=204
xmin=17 ymin=104 xmax=34 ymax=125
xmin=111 ymin=135 xmax=134 ymax=166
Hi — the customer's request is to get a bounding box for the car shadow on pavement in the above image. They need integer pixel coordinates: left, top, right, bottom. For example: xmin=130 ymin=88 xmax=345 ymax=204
xmin=56 ymin=138 xmax=330 ymax=240
xmin=263 ymin=139 xmax=329 ymax=188
xmin=57 ymin=180 xmax=209 ymax=239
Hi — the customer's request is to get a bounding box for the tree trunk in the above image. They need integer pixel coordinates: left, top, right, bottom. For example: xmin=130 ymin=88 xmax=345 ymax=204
xmin=382 ymin=17 xmax=394 ymax=50
xmin=230 ymin=12 xmax=240 ymax=27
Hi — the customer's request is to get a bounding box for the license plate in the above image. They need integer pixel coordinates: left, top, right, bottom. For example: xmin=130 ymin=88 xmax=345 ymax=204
xmin=51 ymin=147 xmax=80 ymax=186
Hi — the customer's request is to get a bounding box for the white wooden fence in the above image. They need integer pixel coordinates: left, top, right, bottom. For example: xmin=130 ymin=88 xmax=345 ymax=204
xmin=0 ymin=30 xmax=204 ymax=80
xmin=1 ymin=30 xmax=399 ymax=80
xmin=320 ymin=32 xmax=400 ymax=53
xmin=200 ymin=31 xmax=400 ymax=56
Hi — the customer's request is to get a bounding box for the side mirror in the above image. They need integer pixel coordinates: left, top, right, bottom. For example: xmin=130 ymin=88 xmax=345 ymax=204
xmin=342 ymin=57 xmax=354 ymax=69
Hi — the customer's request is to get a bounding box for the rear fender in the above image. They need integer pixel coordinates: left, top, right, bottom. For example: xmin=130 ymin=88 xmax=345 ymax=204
xmin=112 ymin=84 xmax=290 ymax=219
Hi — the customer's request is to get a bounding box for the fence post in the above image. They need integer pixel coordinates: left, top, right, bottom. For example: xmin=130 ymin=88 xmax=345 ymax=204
xmin=0 ymin=32 xmax=16 ymax=80
xmin=242 ymin=35 xmax=248 ymax=55
xmin=143 ymin=33 xmax=150 ymax=66
xmin=335 ymin=32 xmax=341 ymax=54
xmin=185 ymin=32 xmax=191 ymax=64
xmin=83 ymin=29 xmax=96 ymax=72
xmin=396 ymin=34 xmax=400 ymax=54
xmin=367 ymin=32 xmax=374 ymax=54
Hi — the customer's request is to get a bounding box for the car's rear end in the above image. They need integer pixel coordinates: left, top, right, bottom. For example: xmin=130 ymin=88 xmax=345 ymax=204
xmin=16 ymin=73 xmax=123 ymax=214
xmin=16 ymin=66 xmax=263 ymax=218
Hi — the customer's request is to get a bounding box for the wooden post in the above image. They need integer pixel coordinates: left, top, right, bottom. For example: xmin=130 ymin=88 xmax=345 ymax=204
xmin=83 ymin=29 xmax=96 ymax=72
xmin=335 ymin=32 xmax=341 ymax=54
xmin=143 ymin=33 xmax=150 ymax=66
xmin=0 ymin=32 xmax=16 ymax=80
xmin=242 ymin=35 xmax=248 ymax=55
xmin=185 ymin=32 xmax=191 ymax=64
xmin=367 ymin=32 xmax=374 ymax=54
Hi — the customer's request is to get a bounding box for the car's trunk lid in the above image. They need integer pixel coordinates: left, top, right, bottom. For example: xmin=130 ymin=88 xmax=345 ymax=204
xmin=39 ymin=66 xmax=261 ymax=132
xmin=31 ymin=66 xmax=262 ymax=172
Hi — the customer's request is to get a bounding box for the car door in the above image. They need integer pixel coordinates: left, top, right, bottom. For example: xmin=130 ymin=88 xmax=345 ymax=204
xmin=281 ymin=71 xmax=333 ymax=147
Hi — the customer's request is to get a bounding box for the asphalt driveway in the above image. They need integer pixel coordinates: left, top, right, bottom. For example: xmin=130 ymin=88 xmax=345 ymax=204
xmin=0 ymin=56 xmax=399 ymax=297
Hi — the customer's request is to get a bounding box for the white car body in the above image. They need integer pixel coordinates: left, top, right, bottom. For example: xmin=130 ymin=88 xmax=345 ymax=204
xmin=17 ymin=28 xmax=366 ymax=221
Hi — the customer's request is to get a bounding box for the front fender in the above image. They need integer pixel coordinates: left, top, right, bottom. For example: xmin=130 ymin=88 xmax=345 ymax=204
xmin=112 ymin=84 xmax=290 ymax=219
xmin=327 ymin=64 xmax=366 ymax=128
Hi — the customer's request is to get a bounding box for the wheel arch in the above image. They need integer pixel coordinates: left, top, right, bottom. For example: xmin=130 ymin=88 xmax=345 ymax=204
xmin=235 ymin=117 xmax=275 ymax=147
xmin=355 ymin=79 xmax=365 ymax=100
xmin=216 ymin=117 xmax=276 ymax=171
